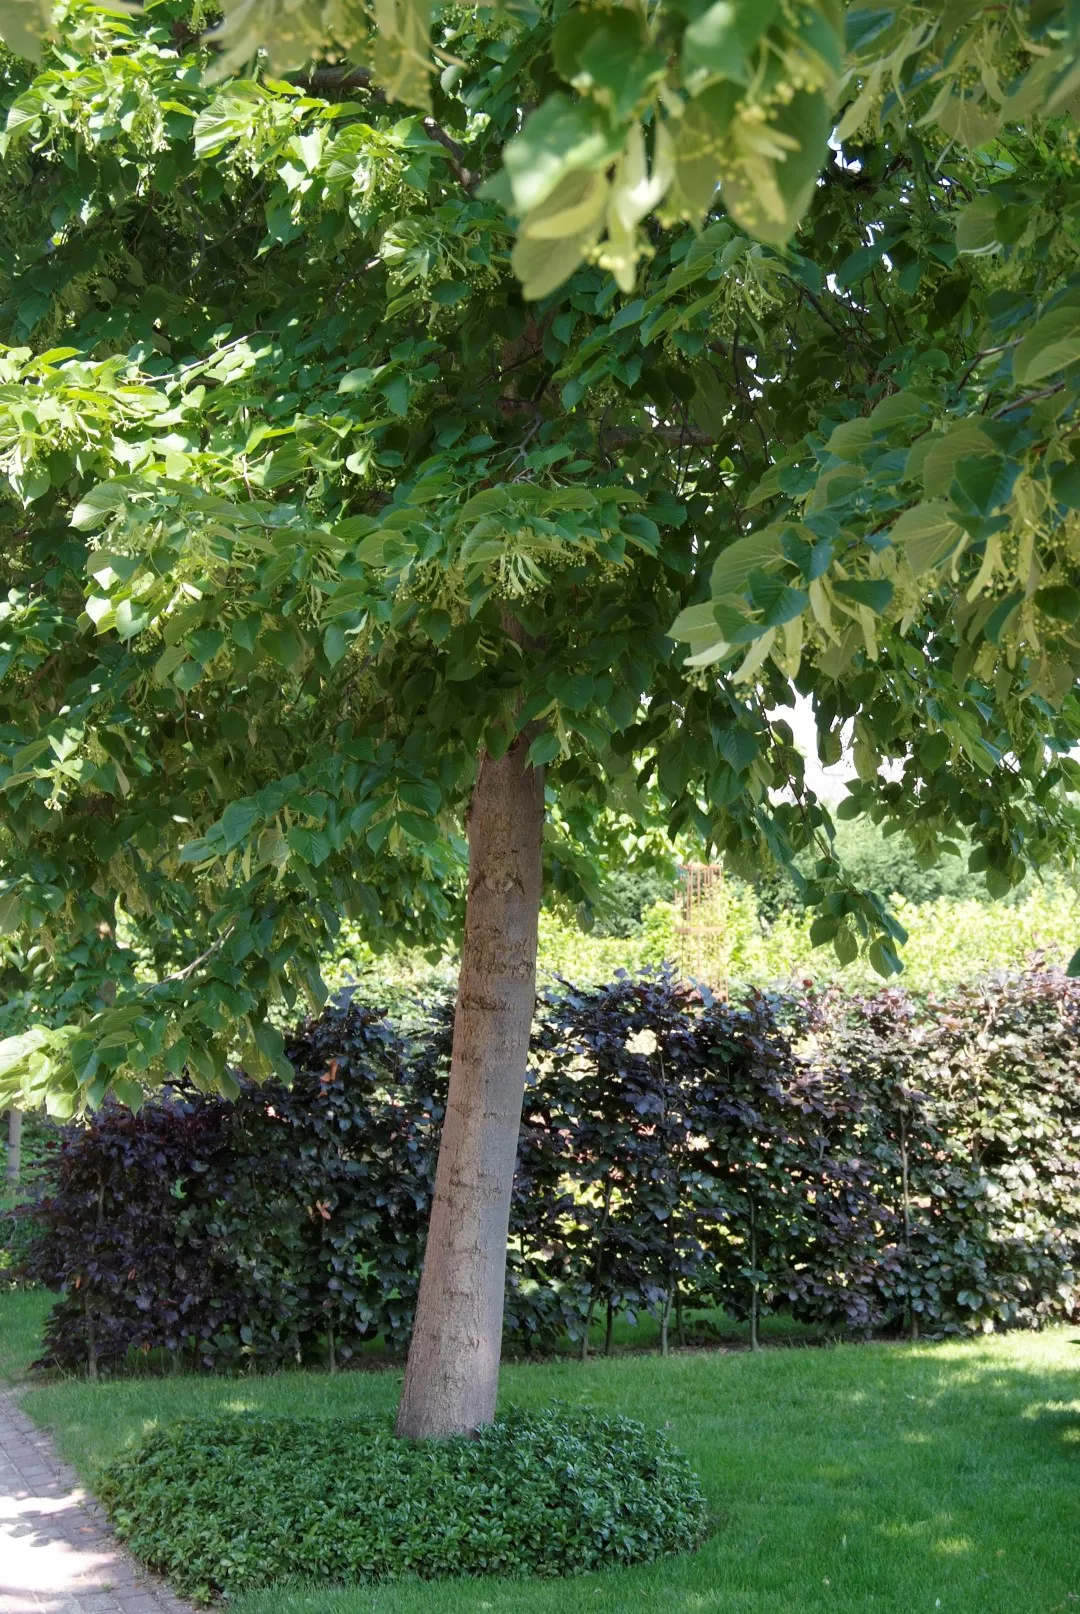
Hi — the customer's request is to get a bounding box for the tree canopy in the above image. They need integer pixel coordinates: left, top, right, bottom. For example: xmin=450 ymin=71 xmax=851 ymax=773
xmin=1 ymin=0 xmax=1080 ymax=1118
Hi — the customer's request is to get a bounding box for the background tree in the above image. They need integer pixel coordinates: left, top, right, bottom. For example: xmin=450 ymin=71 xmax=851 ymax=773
xmin=0 ymin=0 xmax=1079 ymax=1434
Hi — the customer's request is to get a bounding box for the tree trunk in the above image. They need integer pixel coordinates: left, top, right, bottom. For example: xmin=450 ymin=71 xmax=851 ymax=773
xmin=749 ymin=1198 xmax=760 ymax=1352
xmin=900 ymin=1118 xmax=918 ymax=1342
xmin=6 ymin=1107 xmax=22 ymax=1189
xmin=395 ymin=731 xmax=544 ymax=1439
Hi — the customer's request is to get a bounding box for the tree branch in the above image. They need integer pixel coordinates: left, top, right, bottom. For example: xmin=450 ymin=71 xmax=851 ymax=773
xmin=422 ymin=118 xmax=476 ymax=190
xmin=993 ymin=381 xmax=1066 ymax=419
xmin=287 ymin=64 xmax=381 ymax=97
xmin=601 ymin=424 xmax=713 ymax=449
xmin=159 ymin=926 xmax=235 ymax=985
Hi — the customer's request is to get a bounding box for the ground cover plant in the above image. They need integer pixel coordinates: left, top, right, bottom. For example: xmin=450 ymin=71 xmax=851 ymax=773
xmin=5 ymin=1302 xmax=1076 ymax=1614
xmin=96 ymin=1405 xmax=707 ymax=1600
xmin=4 ymin=0 xmax=1080 ymax=1441
xmin=21 ymin=966 xmax=1080 ymax=1376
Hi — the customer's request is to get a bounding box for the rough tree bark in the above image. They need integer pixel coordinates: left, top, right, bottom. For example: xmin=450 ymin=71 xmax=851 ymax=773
xmin=395 ymin=728 xmax=545 ymax=1439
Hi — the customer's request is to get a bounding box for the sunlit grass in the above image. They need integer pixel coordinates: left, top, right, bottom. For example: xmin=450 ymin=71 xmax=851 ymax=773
xmin=0 ymin=1286 xmax=51 ymax=1384
xmin=6 ymin=1303 xmax=1078 ymax=1614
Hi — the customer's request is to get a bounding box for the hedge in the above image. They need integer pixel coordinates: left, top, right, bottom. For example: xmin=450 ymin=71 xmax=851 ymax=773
xmin=20 ymin=969 xmax=1080 ymax=1373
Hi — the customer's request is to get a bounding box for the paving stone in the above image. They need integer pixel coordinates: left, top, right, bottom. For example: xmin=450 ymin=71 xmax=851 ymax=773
xmin=0 ymin=1391 xmax=196 ymax=1614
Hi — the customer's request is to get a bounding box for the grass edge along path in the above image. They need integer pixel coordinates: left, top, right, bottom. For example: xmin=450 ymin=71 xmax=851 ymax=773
xmin=5 ymin=1313 xmax=1078 ymax=1614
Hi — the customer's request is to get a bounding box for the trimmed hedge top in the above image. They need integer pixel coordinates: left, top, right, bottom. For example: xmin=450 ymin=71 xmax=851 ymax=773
xmin=97 ymin=1406 xmax=709 ymax=1600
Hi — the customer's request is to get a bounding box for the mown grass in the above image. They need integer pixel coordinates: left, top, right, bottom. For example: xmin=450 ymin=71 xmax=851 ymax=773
xmin=4 ymin=1293 xmax=1077 ymax=1614
xmin=0 ymin=1284 xmax=51 ymax=1384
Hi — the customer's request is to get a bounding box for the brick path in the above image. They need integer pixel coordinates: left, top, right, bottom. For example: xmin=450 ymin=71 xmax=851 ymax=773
xmin=0 ymin=1392 xmax=194 ymax=1614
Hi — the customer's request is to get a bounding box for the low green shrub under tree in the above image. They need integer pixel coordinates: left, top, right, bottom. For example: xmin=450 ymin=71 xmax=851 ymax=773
xmin=97 ymin=1406 xmax=708 ymax=1601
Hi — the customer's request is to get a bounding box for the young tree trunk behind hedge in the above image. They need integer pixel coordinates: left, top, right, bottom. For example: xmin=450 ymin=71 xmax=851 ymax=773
xmin=6 ymin=1106 xmax=21 ymax=1188
xmin=395 ymin=734 xmax=544 ymax=1439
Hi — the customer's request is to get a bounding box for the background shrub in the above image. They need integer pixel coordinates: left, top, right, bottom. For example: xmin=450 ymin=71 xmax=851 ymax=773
xmin=321 ymin=869 xmax=1080 ymax=1009
xmin=1 ymin=1110 xmax=59 ymax=1289
xmin=96 ymin=1407 xmax=709 ymax=1600
xmin=21 ymin=969 xmax=1080 ymax=1372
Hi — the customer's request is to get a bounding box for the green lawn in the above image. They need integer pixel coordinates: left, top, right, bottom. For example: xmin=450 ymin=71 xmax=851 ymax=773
xmin=2 ymin=1289 xmax=1077 ymax=1614
xmin=0 ymin=1285 xmax=51 ymax=1384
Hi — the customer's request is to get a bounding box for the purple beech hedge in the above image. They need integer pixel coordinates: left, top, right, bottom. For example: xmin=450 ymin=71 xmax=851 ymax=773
xmin=18 ymin=967 xmax=1080 ymax=1374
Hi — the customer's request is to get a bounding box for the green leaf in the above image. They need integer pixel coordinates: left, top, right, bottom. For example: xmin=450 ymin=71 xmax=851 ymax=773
xmin=868 ymin=937 xmax=902 ymax=978
xmin=826 ymin=419 xmax=874 ymax=461
xmin=955 ymin=197 xmax=1002 ymax=256
xmin=419 ymin=608 xmax=451 ymax=643
xmin=866 ymin=391 xmax=930 ymax=435
xmin=951 ymin=453 xmax=1015 ymax=516
xmin=1051 ymin=460 xmax=1080 ymax=510
xmin=936 ymin=92 xmax=1000 ymax=152
xmin=71 ymin=482 xmax=131 ymax=532
xmin=921 ymin=423 xmax=998 ymax=498
xmin=715 ymin=728 xmax=758 ymax=774
xmin=983 ymin=590 xmax=1023 ymax=644
xmin=747 ymin=570 xmax=808 ymax=626
xmin=323 ymin=624 xmax=348 ymax=666
xmin=0 ymin=0 xmax=50 ymax=63
xmin=832 ymin=578 xmax=893 ymax=613
xmin=673 ymin=84 xmax=735 ymax=216
xmin=261 ymin=627 xmax=304 ymax=669
xmin=682 ymin=2 xmax=756 ymax=91
xmin=669 ymin=600 xmax=736 ymax=665
xmin=552 ymin=7 xmax=664 ymax=122
xmin=552 ymin=673 xmax=594 ymax=711
xmin=381 ymin=375 xmax=410 ymax=416
xmin=111 ymin=1076 xmax=145 ymax=1111
xmin=220 ymin=801 xmax=261 ymax=851
xmin=512 ymin=168 xmax=609 ymax=301
xmin=153 ymin=643 xmax=188 ymax=684
xmin=503 ymin=95 xmax=622 ymax=216
xmin=252 ymin=1018 xmax=290 ymax=1081
xmin=1013 ymin=302 xmax=1080 ymax=387
xmin=1066 ymin=947 xmax=1080 ymax=979
xmin=745 ymin=456 xmax=798 ymax=507
xmin=484 ymin=724 xmax=509 ymax=762
xmin=720 ymin=88 xmax=832 ymax=248
xmin=286 ymin=825 xmax=332 ymax=867
xmin=173 ymin=659 xmax=204 ymax=693
xmin=371 ymin=0 xmax=433 ymax=109
xmin=178 ymin=837 xmax=213 ymax=865
xmin=527 ymin=730 xmax=561 ymax=767
xmin=888 ymin=503 xmax=965 ymax=572
xmin=1034 ymin=584 xmax=1080 ymax=624
xmin=710 ymin=528 xmax=785 ymax=597
xmin=398 ymin=778 xmax=440 ymax=815
xmin=192 ymin=87 xmax=268 ymax=158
